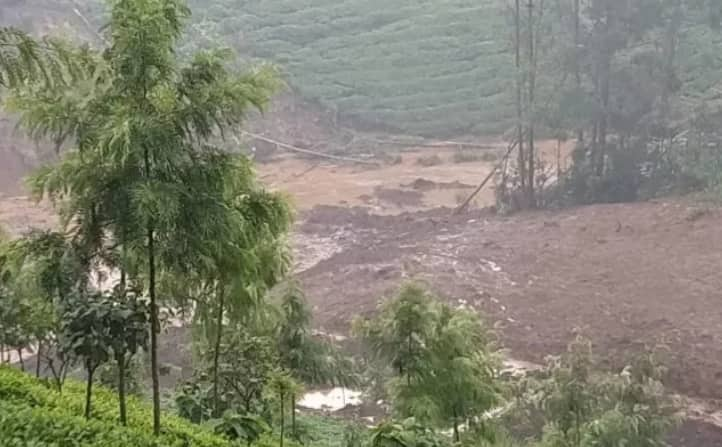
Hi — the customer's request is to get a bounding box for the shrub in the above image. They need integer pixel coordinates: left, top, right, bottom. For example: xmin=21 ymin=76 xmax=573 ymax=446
xmin=0 ymin=366 xmax=228 ymax=447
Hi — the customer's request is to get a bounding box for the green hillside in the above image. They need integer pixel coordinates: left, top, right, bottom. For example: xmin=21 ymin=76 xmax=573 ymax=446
xmin=183 ymin=0 xmax=514 ymax=137
xmin=180 ymin=0 xmax=722 ymax=138
xmin=4 ymin=0 xmax=722 ymax=139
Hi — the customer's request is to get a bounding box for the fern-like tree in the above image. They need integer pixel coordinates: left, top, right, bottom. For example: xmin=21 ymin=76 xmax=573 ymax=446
xmin=266 ymin=370 xmax=302 ymax=447
xmin=192 ymin=158 xmax=291 ymax=418
xmin=7 ymin=0 xmax=280 ymax=434
xmin=354 ymin=283 xmax=437 ymax=385
xmin=276 ymin=282 xmax=357 ymax=437
xmin=357 ymin=283 xmax=501 ymax=443
xmin=0 ymin=28 xmax=59 ymax=89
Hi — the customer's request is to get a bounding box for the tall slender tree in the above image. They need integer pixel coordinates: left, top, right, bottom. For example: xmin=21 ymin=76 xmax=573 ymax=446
xmin=514 ymin=0 xmax=527 ymax=196
xmin=8 ymin=0 xmax=280 ymax=434
xmin=526 ymin=0 xmax=538 ymax=204
xmin=573 ymin=0 xmax=583 ymax=143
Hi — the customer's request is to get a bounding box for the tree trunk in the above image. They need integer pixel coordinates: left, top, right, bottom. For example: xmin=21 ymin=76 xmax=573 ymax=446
xmin=291 ymin=393 xmax=296 ymax=438
xmin=526 ymin=0 xmax=536 ymax=206
xmin=85 ymin=363 xmax=95 ymax=419
xmin=279 ymin=391 xmax=285 ymax=447
xmin=573 ymin=0 xmax=583 ymax=143
xmin=406 ymin=333 xmax=412 ymax=385
xmin=597 ymin=60 xmax=609 ymax=177
xmin=147 ymin=223 xmax=160 ymax=435
xmin=557 ymin=139 xmax=562 ymax=180
xmin=212 ymin=284 xmax=225 ymax=418
xmin=144 ymin=145 xmax=161 ymax=436
xmin=452 ymin=407 xmax=460 ymax=443
xmin=17 ymin=348 xmax=24 ymax=372
xmin=661 ymin=0 xmax=681 ymax=125
xmin=35 ymin=342 xmax=42 ymax=378
xmin=596 ymin=7 xmax=612 ymax=177
xmin=118 ymin=356 xmax=128 ymax=426
xmin=515 ymin=0 xmax=526 ymax=193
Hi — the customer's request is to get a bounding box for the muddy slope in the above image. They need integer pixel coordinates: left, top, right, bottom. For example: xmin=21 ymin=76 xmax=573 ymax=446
xmin=296 ymin=200 xmax=722 ymax=402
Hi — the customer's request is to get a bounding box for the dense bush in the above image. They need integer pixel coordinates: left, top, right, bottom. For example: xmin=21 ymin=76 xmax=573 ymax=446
xmin=0 ymin=366 xmax=228 ymax=447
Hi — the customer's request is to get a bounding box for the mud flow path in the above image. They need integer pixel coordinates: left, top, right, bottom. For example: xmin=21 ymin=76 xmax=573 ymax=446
xmin=3 ymin=145 xmax=722 ymax=445
xmin=292 ymin=200 xmax=722 ymax=445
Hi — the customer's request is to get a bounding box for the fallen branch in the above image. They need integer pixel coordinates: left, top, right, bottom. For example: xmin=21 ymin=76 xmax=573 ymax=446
xmin=240 ymin=131 xmax=377 ymax=165
xmin=453 ymin=140 xmax=518 ymax=215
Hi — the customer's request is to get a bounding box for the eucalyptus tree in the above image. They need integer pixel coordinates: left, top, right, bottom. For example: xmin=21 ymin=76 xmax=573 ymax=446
xmin=8 ymin=0 xmax=280 ymax=434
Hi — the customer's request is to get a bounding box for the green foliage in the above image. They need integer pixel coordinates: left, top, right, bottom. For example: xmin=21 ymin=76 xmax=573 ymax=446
xmin=59 ymin=290 xmax=150 ymax=420
xmin=185 ymin=328 xmax=280 ymax=418
xmin=219 ymin=330 xmax=279 ymax=414
xmin=211 ymin=411 xmax=270 ymax=445
xmin=0 ymin=366 xmax=228 ymax=446
xmin=276 ymin=281 xmax=358 ymax=388
xmin=177 ymin=282 xmax=355 ymax=430
xmin=175 ymin=373 xmax=217 ymax=423
xmin=8 ymin=0 xmax=289 ymax=433
xmin=53 ymin=0 xmax=719 ymax=139
xmin=266 ymin=370 xmax=303 ymax=446
xmin=179 ymin=0 xmax=513 ymax=137
xmin=102 ymin=289 xmax=150 ymax=365
xmin=0 ymin=27 xmax=86 ymax=91
xmin=0 ymin=230 xmax=91 ymax=388
xmin=97 ymin=354 xmax=146 ymax=396
xmin=60 ymin=294 xmax=112 ymax=373
xmin=500 ymin=337 xmax=677 ymax=447
xmin=369 ymin=418 xmax=449 ymax=447
xmin=354 ymin=283 xmax=437 ymax=382
xmin=356 ymin=283 xmax=501 ymax=443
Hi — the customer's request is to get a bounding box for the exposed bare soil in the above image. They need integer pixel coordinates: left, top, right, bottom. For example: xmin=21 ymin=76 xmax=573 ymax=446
xmin=295 ymin=200 xmax=722 ymax=401
xmin=257 ymin=139 xmax=571 ymax=214
xmin=2 ymin=142 xmax=722 ymax=445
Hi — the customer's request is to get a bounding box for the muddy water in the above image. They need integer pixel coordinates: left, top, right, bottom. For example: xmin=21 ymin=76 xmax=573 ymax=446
xmin=299 ymin=387 xmax=363 ymax=411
